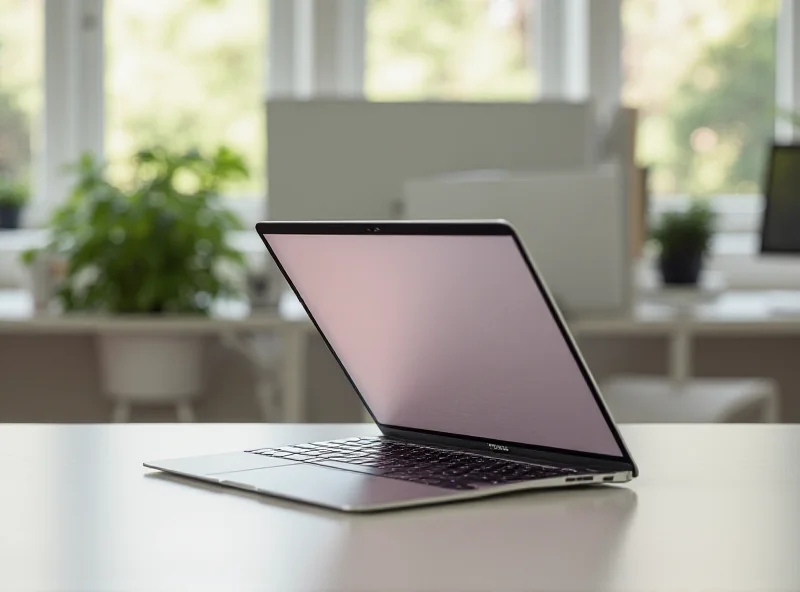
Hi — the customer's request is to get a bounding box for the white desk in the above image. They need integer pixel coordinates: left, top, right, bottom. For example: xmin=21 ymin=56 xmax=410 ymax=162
xmin=2 ymin=423 xmax=799 ymax=591
xmin=575 ymin=291 xmax=800 ymax=387
xmin=3 ymin=290 xmax=800 ymax=421
xmin=0 ymin=290 xmax=319 ymax=422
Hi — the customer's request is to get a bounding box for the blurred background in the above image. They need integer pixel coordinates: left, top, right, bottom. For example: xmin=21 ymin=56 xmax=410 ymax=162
xmin=0 ymin=0 xmax=798 ymax=427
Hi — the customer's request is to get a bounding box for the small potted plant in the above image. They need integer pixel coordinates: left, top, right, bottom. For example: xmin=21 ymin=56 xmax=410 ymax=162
xmin=28 ymin=146 xmax=248 ymax=409
xmin=651 ymin=200 xmax=716 ymax=286
xmin=0 ymin=178 xmax=29 ymax=229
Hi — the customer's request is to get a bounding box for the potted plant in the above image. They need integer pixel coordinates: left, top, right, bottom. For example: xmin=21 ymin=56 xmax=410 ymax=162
xmin=0 ymin=178 xmax=29 ymax=229
xmin=651 ymin=200 xmax=716 ymax=286
xmin=28 ymin=146 xmax=248 ymax=410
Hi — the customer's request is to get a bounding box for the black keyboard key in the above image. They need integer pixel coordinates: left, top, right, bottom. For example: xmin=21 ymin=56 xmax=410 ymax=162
xmin=248 ymin=438 xmax=575 ymax=488
xmin=277 ymin=446 xmax=313 ymax=454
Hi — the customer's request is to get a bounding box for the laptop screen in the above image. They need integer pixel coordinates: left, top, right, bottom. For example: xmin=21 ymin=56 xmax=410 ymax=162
xmin=264 ymin=231 xmax=623 ymax=458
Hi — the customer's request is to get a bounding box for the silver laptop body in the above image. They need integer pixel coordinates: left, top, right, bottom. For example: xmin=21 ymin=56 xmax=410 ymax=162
xmin=145 ymin=221 xmax=638 ymax=512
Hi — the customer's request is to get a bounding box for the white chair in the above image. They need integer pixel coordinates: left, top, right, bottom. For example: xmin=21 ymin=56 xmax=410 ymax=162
xmin=600 ymin=376 xmax=780 ymax=423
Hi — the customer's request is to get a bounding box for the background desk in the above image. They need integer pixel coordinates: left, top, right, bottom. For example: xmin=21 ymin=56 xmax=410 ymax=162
xmin=2 ymin=423 xmax=799 ymax=591
xmin=3 ymin=290 xmax=800 ymax=423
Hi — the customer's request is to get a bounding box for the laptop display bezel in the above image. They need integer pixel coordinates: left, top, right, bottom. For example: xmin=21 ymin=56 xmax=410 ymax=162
xmin=256 ymin=220 xmax=638 ymax=477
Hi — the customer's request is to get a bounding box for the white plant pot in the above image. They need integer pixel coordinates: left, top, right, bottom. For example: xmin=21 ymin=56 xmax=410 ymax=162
xmin=27 ymin=253 xmax=67 ymax=312
xmin=98 ymin=334 xmax=206 ymax=403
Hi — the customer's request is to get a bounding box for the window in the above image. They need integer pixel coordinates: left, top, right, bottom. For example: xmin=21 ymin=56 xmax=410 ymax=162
xmin=623 ymin=0 xmax=779 ymax=197
xmin=105 ymin=0 xmax=266 ymax=196
xmin=366 ymin=0 xmax=538 ymax=100
xmin=0 ymin=0 xmax=42 ymax=187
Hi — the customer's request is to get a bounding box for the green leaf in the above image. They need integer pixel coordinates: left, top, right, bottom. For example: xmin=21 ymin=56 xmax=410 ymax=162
xmin=47 ymin=145 xmax=248 ymax=314
xmin=651 ymin=200 xmax=716 ymax=256
xmin=0 ymin=178 xmax=30 ymax=206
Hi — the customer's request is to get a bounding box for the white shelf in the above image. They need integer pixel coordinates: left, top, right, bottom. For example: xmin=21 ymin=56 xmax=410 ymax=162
xmin=0 ymin=229 xmax=266 ymax=254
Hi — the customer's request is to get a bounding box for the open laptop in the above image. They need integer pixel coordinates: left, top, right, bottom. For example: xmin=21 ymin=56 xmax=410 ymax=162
xmin=145 ymin=221 xmax=638 ymax=512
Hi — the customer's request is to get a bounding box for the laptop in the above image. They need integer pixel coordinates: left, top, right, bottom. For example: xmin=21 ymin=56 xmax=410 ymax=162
xmin=145 ymin=220 xmax=638 ymax=512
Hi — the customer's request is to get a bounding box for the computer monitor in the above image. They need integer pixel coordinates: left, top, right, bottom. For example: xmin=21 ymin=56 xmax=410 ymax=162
xmin=760 ymin=144 xmax=800 ymax=253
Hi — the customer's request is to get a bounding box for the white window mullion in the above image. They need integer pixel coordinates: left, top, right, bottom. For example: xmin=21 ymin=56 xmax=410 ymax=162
xmin=269 ymin=0 xmax=365 ymax=99
xmin=40 ymin=0 xmax=72 ymax=225
xmin=776 ymin=0 xmax=800 ymax=142
xmin=293 ymin=0 xmax=315 ymax=98
xmin=38 ymin=0 xmax=104 ymax=225
xmin=307 ymin=0 xmax=365 ymax=97
xmin=562 ymin=0 xmax=588 ymax=101
xmin=337 ymin=0 xmax=366 ymax=98
xmin=538 ymin=0 xmax=588 ymax=101
xmin=310 ymin=0 xmax=339 ymax=96
xmin=537 ymin=0 xmax=567 ymax=99
xmin=268 ymin=0 xmax=297 ymax=98
xmin=537 ymin=0 xmax=621 ymax=125
xmin=586 ymin=0 xmax=621 ymax=127
xmin=77 ymin=0 xmax=104 ymax=157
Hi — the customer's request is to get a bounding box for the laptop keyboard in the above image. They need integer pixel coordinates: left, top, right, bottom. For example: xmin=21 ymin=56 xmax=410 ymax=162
xmin=247 ymin=437 xmax=579 ymax=491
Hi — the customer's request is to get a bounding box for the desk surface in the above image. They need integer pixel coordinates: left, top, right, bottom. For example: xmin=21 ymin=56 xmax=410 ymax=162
xmin=2 ymin=423 xmax=799 ymax=592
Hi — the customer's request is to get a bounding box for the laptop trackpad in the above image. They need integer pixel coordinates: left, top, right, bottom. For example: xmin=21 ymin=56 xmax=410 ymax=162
xmin=218 ymin=463 xmax=451 ymax=511
xmin=146 ymin=452 xmax=297 ymax=477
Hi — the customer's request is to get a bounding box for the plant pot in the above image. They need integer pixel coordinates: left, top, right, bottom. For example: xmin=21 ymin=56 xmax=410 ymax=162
xmin=0 ymin=204 xmax=21 ymax=229
xmin=658 ymin=252 xmax=703 ymax=286
xmin=97 ymin=334 xmax=206 ymax=403
xmin=26 ymin=253 xmax=68 ymax=312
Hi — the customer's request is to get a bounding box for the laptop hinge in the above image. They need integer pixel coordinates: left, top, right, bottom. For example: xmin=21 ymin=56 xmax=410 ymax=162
xmin=380 ymin=425 xmax=634 ymax=475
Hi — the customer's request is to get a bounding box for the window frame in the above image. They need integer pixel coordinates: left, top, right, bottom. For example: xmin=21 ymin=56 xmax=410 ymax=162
xmin=32 ymin=0 xmax=275 ymax=228
xmin=636 ymin=0 xmax=800 ymax=265
xmin=20 ymin=0 xmax=800 ymax=267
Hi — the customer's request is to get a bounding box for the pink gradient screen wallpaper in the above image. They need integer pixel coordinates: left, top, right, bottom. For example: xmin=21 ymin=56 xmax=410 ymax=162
xmin=264 ymin=233 xmax=622 ymax=457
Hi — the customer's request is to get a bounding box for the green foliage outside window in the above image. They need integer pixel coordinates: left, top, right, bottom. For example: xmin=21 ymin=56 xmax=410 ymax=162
xmin=628 ymin=0 xmax=779 ymax=196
